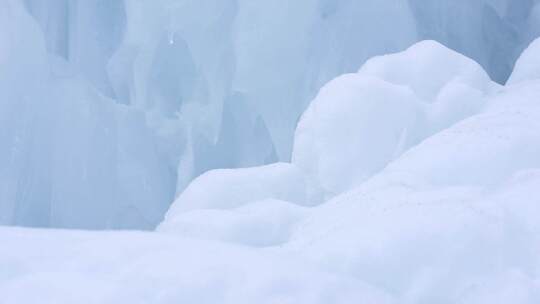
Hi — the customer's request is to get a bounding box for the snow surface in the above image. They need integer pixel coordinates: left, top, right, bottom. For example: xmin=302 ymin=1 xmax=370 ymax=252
xmin=163 ymin=162 xmax=317 ymax=214
xmin=159 ymin=199 xmax=309 ymax=247
xmin=2 ymin=38 xmax=533 ymax=303
xmin=292 ymin=41 xmax=497 ymax=196
xmin=1 ymin=2 xmax=540 ymax=302
xmin=1 ymin=0 xmax=539 ymax=228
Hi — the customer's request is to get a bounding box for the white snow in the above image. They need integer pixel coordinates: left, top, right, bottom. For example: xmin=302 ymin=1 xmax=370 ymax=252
xmin=292 ymin=41 xmax=497 ymax=197
xmin=162 ymin=162 xmax=319 ymax=215
xmin=156 ymin=40 xmax=540 ymax=303
xmin=1 ymin=1 xmax=540 ymax=303
xmin=0 ymin=227 xmax=393 ymax=304
xmin=292 ymin=74 xmax=426 ymax=196
xmin=385 ymin=80 xmax=540 ymax=187
xmin=282 ymin=166 xmax=540 ymax=303
xmin=158 ymin=199 xmax=308 ymax=247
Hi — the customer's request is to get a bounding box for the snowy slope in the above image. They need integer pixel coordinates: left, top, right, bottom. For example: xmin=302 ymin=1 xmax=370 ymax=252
xmin=1 ymin=3 xmax=540 ymax=302
xmin=0 ymin=227 xmax=393 ymax=304
xmin=4 ymin=39 xmax=533 ymax=303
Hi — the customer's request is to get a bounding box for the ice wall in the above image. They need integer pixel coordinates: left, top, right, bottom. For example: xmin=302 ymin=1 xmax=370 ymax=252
xmin=1 ymin=0 xmax=539 ymax=229
xmin=24 ymin=0 xmax=126 ymax=97
xmin=0 ymin=0 xmax=174 ymax=229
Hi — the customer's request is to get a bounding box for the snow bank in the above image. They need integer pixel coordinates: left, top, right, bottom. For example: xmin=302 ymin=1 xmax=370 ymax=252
xmin=282 ymin=46 xmax=540 ymax=302
xmin=293 ymin=41 xmax=496 ymax=196
xmin=285 ymin=167 xmax=540 ymax=303
xmin=384 ymin=80 xmax=540 ymax=186
xmin=292 ymin=75 xmax=426 ymax=196
xmin=287 ymin=182 xmax=494 ymax=302
xmin=359 ymin=41 xmax=492 ymax=101
xmin=158 ymin=199 xmax=308 ymax=247
xmin=359 ymin=40 xmax=497 ymax=132
xmin=164 ymin=163 xmax=316 ymax=216
xmin=0 ymin=227 xmax=393 ymax=304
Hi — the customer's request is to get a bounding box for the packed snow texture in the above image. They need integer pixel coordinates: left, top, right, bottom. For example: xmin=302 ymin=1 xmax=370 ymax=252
xmin=0 ymin=0 xmax=539 ymax=228
xmin=2 ymin=38 xmax=540 ymax=303
xmin=2 ymin=1 xmax=540 ymax=300
xmin=293 ymin=41 xmax=497 ymax=196
xmin=164 ymin=163 xmax=315 ymax=214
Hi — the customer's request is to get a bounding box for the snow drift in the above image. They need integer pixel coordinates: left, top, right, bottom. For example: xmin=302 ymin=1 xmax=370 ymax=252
xmin=1 ymin=2 xmax=540 ymax=302
xmin=155 ymin=38 xmax=540 ymax=303
xmin=1 ymin=0 xmax=539 ymax=228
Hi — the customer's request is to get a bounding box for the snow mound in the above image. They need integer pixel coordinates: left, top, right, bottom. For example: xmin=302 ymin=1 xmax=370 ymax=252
xmin=281 ymin=42 xmax=540 ymax=302
xmin=163 ymin=163 xmax=316 ymax=217
xmin=292 ymin=75 xmax=426 ymax=196
xmin=360 ymin=40 xmax=498 ymax=132
xmin=286 ymin=167 xmax=540 ymax=303
xmin=283 ymin=63 xmax=540 ymax=302
xmin=359 ymin=40 xmax=493 ymax=101
xmin=292 ymin=41 xmax=497 ymax=197
xmin=158 ymin=199 xmax=308 ymax=247
xmin=507 ymin=38 xmax=540 ymax=85
xmin=384 ymin=80 xmax=540 ymax=186
xmin=287 ymin=182 xmax=492 ymax=301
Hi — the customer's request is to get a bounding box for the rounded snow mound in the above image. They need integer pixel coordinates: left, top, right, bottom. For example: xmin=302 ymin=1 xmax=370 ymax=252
xmin=158 ymin=199 xmax=309 ymax=247
xmin=292 ymin=40 xmax=497 ymax=197
xmin=507 ymin=38 xmax=540 ymax=85
xmin=0 ymin=227 xmax=395 ymax=304
xmin=356 ymin=40 xmax=498 ymax=133
xmin=286 ymin=76 xmax=540 ymax=301
xmin=359 ymin=40 xmax=494 ymax=101
xmin=163 ymin=162 xmax=316 ymax=217
xmin=384 ymin=80 xmax=540 ymax=187
xmin=292 ymin=75 xmax=426 ymax=196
